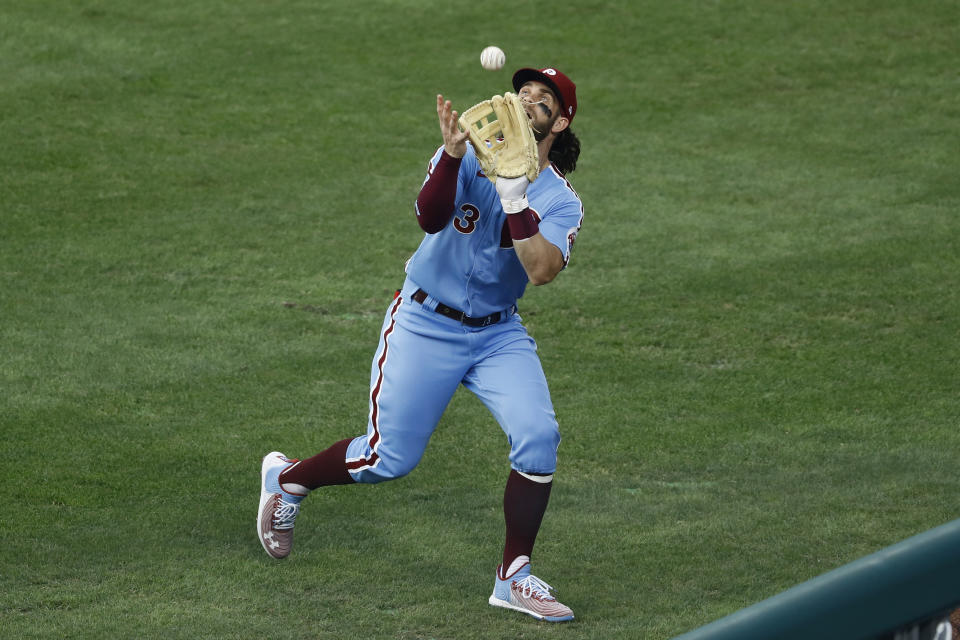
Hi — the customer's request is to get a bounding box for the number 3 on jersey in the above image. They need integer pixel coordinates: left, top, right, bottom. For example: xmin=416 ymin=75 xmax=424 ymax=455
xmin=454 ymin=203 xmax=480 ymax=234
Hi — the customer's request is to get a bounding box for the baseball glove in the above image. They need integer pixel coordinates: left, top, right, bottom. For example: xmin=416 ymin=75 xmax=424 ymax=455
xmin=458 ymin=92 xmax=540 ymax=184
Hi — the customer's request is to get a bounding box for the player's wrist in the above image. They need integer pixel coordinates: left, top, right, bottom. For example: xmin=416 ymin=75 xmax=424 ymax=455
xmin=440 ymin=148 xmax=465 ymax=163
xmin=506 ymin=209 xmax=539 ymax=240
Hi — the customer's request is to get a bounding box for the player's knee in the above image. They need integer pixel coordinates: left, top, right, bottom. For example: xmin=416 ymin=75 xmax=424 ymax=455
xmin=515 ymin=412 xmax=560 ymax=446
xmin=348 ymin=430 xmax=429 ymax=483
xmin=352 ymin=458 xmax=417 ymax=484
xmin=508 ymin=418 xmax=561 ymax=473
xmin=382 ymin=458 xmax=418 ymax=480
xmin=369 ymin=448 xmax=423 ymax=482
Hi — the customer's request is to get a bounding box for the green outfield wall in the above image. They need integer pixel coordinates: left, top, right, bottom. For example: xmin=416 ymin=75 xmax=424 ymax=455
xmin=673 ymin=518 xmax=960 ymax=640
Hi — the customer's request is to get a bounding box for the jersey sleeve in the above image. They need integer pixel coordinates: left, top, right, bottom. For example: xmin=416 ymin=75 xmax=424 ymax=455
xmin=536 ymin=194 xmax=583 ymax=267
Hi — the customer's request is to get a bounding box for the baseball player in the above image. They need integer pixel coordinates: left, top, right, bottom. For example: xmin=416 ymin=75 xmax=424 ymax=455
xmin=257 ymin=67 xmax=583 ymax=623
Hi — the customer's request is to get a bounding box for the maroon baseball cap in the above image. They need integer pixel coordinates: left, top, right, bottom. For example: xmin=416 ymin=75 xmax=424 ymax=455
xmin=512 ymin=67 xmax=578 ymax=123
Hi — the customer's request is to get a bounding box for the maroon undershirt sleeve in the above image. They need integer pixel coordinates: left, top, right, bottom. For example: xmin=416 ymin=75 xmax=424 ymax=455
xmin=415 ymin=150 xmax=462 ymax=234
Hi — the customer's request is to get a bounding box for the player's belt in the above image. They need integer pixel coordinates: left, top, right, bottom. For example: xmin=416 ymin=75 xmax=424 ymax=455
xmin=411 ymin=289 xmax=505 ymax=328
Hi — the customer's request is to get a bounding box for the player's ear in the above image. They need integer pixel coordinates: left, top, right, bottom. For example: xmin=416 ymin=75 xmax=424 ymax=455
xmin=551 ymin=116 xmax=569 ymax=134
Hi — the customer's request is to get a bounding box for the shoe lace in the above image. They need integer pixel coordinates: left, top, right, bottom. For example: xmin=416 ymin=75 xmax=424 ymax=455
xmin=513 ymin=574 xmax=557 ymax=602
xmin=272 ymin=496 xmax=300 ymax=530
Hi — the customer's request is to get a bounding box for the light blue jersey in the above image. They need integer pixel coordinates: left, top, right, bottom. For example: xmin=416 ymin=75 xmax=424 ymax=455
xmin=407 ymin=144 xmax=583 ymax=318
xmin=343 ymin=143 xmax=584 ymax=483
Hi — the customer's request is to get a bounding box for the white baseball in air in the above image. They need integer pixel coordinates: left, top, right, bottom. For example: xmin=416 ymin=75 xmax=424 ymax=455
xmin=480 ymin=46 xmax=505 ymax=71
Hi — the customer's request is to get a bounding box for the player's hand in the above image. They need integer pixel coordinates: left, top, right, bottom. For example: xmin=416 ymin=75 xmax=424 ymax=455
xmin=495 ymin=175 xmax=529 ymax=200
xmin=437 ymin=94 xmax=468 ymax=159
xmin=495 ymin=175 xmax=530 ymax=214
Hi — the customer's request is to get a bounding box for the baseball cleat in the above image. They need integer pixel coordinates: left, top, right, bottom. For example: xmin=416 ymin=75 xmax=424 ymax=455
xmin=488 ymin=558 xmax=574 ymax=622
xmin=257 ymin=451 xmax=306 ymax=559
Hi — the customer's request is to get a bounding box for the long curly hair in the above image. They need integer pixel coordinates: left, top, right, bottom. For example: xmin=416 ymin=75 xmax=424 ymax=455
xmin=549 ymin=126 xmax=580 ymax=175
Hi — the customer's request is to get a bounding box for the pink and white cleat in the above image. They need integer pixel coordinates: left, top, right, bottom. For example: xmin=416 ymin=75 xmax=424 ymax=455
xmin=257 ymin=452 xmax=306 ymax=559
xmin=488 ymin=557 xmax=574 ymax=622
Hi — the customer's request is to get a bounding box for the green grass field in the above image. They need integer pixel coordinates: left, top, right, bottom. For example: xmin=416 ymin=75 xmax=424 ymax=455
xmin=2 ymin=1 xmax=958 ymax=638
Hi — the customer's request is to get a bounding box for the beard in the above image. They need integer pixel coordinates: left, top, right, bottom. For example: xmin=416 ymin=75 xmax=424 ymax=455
xmin=531 ymin=107 xmax=558 ymax=142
